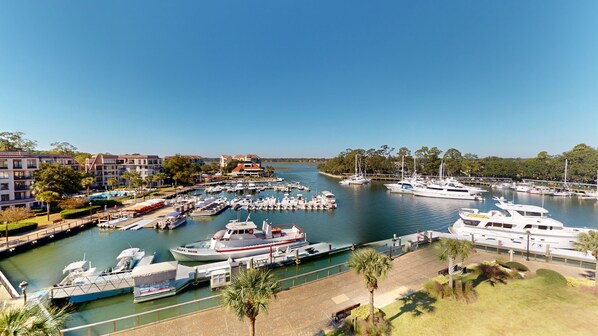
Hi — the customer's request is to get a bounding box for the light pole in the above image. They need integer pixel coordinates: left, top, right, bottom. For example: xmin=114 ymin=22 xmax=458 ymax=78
xmin=526 ymin=231 xmax=531 ymax=261
xmin=89 ymin=201 xmax=93 ymax=219
xmin=19 ymin=281 xmax=28 ymax=304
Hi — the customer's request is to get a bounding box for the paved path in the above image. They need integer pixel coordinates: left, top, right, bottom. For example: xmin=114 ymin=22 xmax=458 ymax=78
xmin=111 ymin=247 xmax=593 ymax=336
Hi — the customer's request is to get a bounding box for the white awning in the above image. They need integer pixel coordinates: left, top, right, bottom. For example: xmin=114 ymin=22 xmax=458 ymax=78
xmin=62 ymin=260 xmax=88 ymax=274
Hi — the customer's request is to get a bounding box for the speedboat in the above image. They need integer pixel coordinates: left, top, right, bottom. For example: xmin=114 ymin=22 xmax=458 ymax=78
xmin=412 ymin=178 xmax=485 ymax=200
xmin=449 ymin=197 xmax=590 ymax=250
xmin=156 ymin=211 xmax=187 ymax=229
xmin=106 ymin=247 xmax=147 ymax=273
xmin=170 ymin=217 xmax=308 ymax=261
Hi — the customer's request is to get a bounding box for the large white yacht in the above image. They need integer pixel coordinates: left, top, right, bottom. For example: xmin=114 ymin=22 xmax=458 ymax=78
xmin=170 ymin=217 xmax=308 ymax=261
xmin=412 ymin=177 xmax=485 ymax=200
xmin=449 ymin=197 xmax=590 ymax=249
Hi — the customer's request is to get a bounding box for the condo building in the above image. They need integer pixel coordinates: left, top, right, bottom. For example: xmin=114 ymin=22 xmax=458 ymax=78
xmin=85 ymin=154 xmax=162 ymax=189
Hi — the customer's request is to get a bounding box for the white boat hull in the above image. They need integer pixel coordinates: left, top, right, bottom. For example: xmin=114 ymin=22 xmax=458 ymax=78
xmin=412 ymin=189 xmax=481 ymax=200
xmin=170 ymin=239 xmax=309 ymax=261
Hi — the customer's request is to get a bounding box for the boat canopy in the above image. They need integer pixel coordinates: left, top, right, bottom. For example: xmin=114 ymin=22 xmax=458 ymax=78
xmin=166 ymin=211 xmax=181 ymax=218
xmin=225 ymin=220 xmax=258 ymax=231
xmin=62 ymin=260 xmax=88 ymax=274
xmin=116 ymin=248 xmax=141 ymax=260
xmin=131 ymin=261 xmax=177 ymax=285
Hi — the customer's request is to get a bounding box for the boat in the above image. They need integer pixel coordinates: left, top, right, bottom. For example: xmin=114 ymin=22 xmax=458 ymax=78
xmin=513 ymin=182 xmax=534 ymax=193
xmin=528 ymin=186 xmax=554 ymax=195
xmin=449 ymin=197 xmax=590 ymax=250
xmin=190 ymin=198 xmax=229 ymax=216
xmin=340 ymin=154 xmax=370 ymax=185
xmin=552 ymin=159 xmax=573 ymax=197
xmin=321 ymin=191 xmax=337 ymax=207
xmin=412 ymin=164 xmax=485 ymax=200
xmin=58 ymin=259 xmax=98 ymax=286
xmin=384 ymin=156 xmax=422 ymax=193
xmin=156 ymin=211 xmax=187 ymax=230
xmin=170 ymin=216 xmax=308 ymax=261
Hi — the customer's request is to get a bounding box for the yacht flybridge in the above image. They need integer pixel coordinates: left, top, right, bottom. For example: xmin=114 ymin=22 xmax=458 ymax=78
xmin=449 ymin=197 xmax=590 ymax=250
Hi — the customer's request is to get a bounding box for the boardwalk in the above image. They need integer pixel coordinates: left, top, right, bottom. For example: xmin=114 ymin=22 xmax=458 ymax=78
xmin=110 ymin=246 xmax=590 ymax=336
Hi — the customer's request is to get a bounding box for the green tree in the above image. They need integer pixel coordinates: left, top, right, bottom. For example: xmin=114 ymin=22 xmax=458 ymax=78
xmin=0 ymin=132 xmax=37 ymax=152
xmin=81 ymin=176 xmax=94 ymax=196
xmin=73 ymin=152 xmax=92 ymax=168
xmin=107 ymin=177 xmax=117 ymax=190
xmin=436 ymin=238 xmax=474 ymax=288
xmin=0 ymin=302 xmax=69 ymax=335
xmin=222 ymin=268 xmax=280 ymax=336
xmin=49 ymin=141 xmax=77 ymax=155
xmin=121 ymin=171 xmax=141 ymax=190
xmin=443 ymin=148 xmax=463 ymax=176
xmin=461 ymin=153 xmax=480 ymax=177
xmin=144 ymin=175 xmax=154 ymax=189
xmin=574 ymin=230 xmax=598 ymax=292
xmin=347 ymin=248 xmax=392 ymax=325
xmin=152 ymin=173 xmax=168 ymax=188
xmin=35 ymin=191 xmax=61 ymax=221
xmin=0 ymin=207 xmax=33 ymax=243
xmin=163 ymin=154 xmax=200 ymax=185
xmin=31 ymin=162 xmax=82 ymax=196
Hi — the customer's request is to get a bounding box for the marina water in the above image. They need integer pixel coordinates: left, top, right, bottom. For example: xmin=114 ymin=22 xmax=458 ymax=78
xmin=1 ymin=163 xmax=598 ymax=329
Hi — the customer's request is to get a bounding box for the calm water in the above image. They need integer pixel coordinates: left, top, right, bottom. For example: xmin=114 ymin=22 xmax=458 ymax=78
xmin=1 ymin=163 xmax=597 ymax=328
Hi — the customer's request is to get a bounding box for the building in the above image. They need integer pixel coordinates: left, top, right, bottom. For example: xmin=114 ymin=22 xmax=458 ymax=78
xmin=220 ymin=154 xmax=264 ymax=177
xmin=0 ymin=152 xmax=80 ymax=210
xmin=85 ymin=154 xmax=162 ymax=189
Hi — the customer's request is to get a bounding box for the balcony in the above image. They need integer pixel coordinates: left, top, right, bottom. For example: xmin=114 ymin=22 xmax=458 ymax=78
xmin=13 ymin=175 xmax=33 ymax=180
xmin=14 ymin=185 xmax=31 ymax=191
xmin=26 ymin=165 xmax=38 ymax=169
xmin=0 ymin=166 xmax=7 ymax=170
xmin=13 ymin=165 xmax=23 ymax=169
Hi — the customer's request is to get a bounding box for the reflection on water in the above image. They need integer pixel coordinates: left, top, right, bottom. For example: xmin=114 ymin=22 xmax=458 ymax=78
xmin=1 ymin=163 xmax=597 ymax=328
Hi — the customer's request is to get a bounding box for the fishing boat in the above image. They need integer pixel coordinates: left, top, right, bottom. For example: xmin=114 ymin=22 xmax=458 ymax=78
xmin=170 ymin=216 xmax=308 ymax=261
xmin=449 ymin=197 xmax=590 ymax=250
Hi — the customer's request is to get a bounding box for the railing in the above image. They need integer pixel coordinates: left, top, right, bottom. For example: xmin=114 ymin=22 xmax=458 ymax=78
xmin=61 ymin=262 xmax=352 ymax=335
xmin=0 ymin=218 xmax=94 ymax=253
xmin=0 ymin=269 xmax=19 ymax=299
xmin=13 ymin=175 xmax=34 ymax=180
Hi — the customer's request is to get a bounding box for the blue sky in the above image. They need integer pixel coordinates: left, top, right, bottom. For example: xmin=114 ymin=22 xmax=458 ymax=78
xmin=1 ymin=1 xmax=597 ymax=158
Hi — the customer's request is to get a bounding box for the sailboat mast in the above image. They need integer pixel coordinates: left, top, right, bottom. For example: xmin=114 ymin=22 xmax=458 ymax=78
xmin=401 ymin=155 xmax=405 ymax=180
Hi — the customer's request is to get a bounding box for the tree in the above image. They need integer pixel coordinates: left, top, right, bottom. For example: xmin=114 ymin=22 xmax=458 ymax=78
xmin=58 ymin=197 xmax=88 ymax=210
xmin=35 ymin=191 xmax=61 ymax=221
xmin=222 ymin=268 xmax=280 ymax=336
xmin=81 ymin=177 xmax=94 ymax=196
xmin=0 ymin=207 xmax=32 ymax=242
xmin=31 ymin=162 xmax=82 ymax=196
xmin=121 ymin=171 xmax=141 ymax=190
xmin=144 ymin=175 xmax=154 ymax=189
xmin=436 ymin=238 xmax=474 ymax=288
xmin=107 ymin=177 xmax=117 ymax=190
xmin=0 ymin=132 xmax=37 ymax=152
xmin=574 ymin=230 xmax=598 ymax=292
xmin=163 ymin=155 xmax=200 ymax=184
xmin=443 ymin=148 xmax=463 ymax=176
xmin=49 ymin=141 xmax=77 ymax=155
xmin=0 ymin=302 xmax=69 ymax=335
xmin=347 ymin=248 xmax=392 ymax=325
xmin=152 ymin=173 xmax=168 ymax=188
xmin=74 ymin=153 xmax=92 ymax=168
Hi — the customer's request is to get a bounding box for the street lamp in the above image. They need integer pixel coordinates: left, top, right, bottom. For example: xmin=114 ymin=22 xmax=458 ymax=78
xmin=19 ymin=281 xmax=28 ymax=304
xmin=526 ymin=230 xmax=531 ymax=261
xmin=89 ymin=201 xmax=93 ymax=219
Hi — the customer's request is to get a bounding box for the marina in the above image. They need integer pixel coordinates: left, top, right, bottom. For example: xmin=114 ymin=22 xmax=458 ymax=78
xmin=0 ymin=164 xmax=597 ymax=333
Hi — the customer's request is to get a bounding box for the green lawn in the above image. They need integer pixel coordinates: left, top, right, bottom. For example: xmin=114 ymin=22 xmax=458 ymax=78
xmin=382 ymin=275 xmax=598 ymax=335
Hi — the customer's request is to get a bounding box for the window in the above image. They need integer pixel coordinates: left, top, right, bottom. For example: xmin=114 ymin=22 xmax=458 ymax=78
xmin=26 ymin=159 xmax=37 ymax=169
xmin=13 ymin=159 xmax=22 ymax=169
xmin=1 ymin=194 xmax=9 ymax=201
xmin=538 ymin=225 xmax=547 ymax=230
xmin=0 ymin=159 xmax=7 ymax=169
xmin=0 ymin=183 xmax=8 ymax=190
xmin=0 ymin=172 xmax=8 ymax=179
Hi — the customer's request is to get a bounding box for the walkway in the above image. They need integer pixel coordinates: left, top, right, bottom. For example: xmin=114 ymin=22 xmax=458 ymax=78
xmin=112 ymin=246 xmax=592 ymax=336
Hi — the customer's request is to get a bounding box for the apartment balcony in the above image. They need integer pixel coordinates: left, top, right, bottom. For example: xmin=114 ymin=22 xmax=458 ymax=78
xmin=0 ymin=197 xmax=35 ymax=205
xmin=13 ymin=175 xmax=34 ymax=180
xmin=14 ymin=185 xmax=31 ymax=191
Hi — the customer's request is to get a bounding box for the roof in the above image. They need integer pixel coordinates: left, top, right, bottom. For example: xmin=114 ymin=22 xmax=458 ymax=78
xmin=225 ymin=219 xmax=258 ymax=230
xmin=116 ymin=248 xmax=142 ymax=260
xmin=132 ymin=261 xmax=178 ymax=277
xmin=164 ymin=155 xmax=203 ymax=160
xmin=231 ymin=163 xmax=263 ymax=172
xmin=496 ymin=201 xmax=548 ymax=214
xmin=63 ymin=260 xmax=88 ymax=274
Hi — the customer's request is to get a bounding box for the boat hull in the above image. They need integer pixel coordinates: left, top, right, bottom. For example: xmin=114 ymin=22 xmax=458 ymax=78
xmin=170 ymin=240 xmax=309 ymax=261
xmin=412 ymin=189 xmax=481 ymax=200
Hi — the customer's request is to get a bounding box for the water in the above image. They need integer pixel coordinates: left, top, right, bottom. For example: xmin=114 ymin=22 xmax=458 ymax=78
xmin=1 ymin=163 xmax=598 ymax=329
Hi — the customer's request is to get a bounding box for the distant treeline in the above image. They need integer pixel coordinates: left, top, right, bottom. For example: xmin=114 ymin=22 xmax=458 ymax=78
xmin=318 ymin=144 xmax=598 ymax=183
xmin=263 ymin=158 xmax=327 ymax=163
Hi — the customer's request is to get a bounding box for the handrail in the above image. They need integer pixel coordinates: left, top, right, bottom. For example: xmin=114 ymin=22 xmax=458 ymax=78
xmin=0 ymin=269 xmax=19 ymax=298
xmin=60 ymin=262 xmax=352 ymax=334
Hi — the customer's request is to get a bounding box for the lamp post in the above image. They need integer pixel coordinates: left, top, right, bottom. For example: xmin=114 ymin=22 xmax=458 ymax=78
xmin=89 ymin=201 xmax=93 ymax=219
xmin=18 ymin=281 xmax=28 ymax=304
xmin=526 ymin=230 xmax=531 ymax=261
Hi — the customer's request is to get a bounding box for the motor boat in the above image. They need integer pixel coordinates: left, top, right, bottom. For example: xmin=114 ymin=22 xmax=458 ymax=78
xmin=170 ymin=216 xmax=308 ymax=261
xmin=449 ymin=197 xmax=590 ymax=249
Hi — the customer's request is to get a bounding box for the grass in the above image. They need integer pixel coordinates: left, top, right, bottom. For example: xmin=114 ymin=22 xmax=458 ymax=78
xmin=26 ymin=213 xmax=63 ymax=228
xmin=382 ymin=274 xmax=598 ymax=335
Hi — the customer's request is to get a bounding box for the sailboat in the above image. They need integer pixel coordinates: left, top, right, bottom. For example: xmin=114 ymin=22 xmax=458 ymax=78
xmin=339 ymin=154 xmax=371 ymax=185
xmin=384 ymin=156 xmax=421 ymax=193
xmin=552 ymin=159 xmax=573 ymax=197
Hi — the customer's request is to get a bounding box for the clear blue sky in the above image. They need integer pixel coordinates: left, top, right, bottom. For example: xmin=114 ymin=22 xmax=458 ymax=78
xmin=1 ymin=1 xmax=597 ymax=158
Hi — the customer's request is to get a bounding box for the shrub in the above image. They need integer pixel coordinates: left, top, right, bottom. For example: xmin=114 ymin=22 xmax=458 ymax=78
xmin=423 ymin=277 xmax=476 ymax=303
xmin=59 ymin=197 xmax=88 ymax=210
xmin=0 ymin=222 xmax=38 ymax=236
xmin=566 ymin=277 xmax=595 ymax=288
xmin=60 ymin=206 xmax=102 ymax=219
xmin=350 ymin=304 xmax=381 ymax=322
xmin=498 ymin=261 xmax=529 ymax=272
xmin=536 ymin=269 xmax=567 ymax=286
xmin=477 ymin=262 xmax=512 ymax=286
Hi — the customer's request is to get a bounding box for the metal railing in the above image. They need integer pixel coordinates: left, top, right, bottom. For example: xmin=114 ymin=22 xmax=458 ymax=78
xmin=0 ymin=219 xmax=94 ymax=253
xmin=61 ymin=262 xmax=352 ymax=335
xmin=0 ymin=269 xmax=19 ymax=298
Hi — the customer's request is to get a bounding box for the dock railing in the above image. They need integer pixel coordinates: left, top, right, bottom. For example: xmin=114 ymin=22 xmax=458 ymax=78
xmin=60 ymin=262 xmax=353 ymax=336
xmin=0 ymin=218 xmax=94 ymax=253
xmin=0 ymin=269 xmax=19 ymax=299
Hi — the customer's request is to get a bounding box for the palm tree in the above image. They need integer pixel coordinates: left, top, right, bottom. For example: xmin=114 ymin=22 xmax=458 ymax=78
xmin=81 ymin=176 xmax=94 ymax=196
xmin=35 ymin=191 xmax=61 ymax=221
xmin=222 ymin=268 xmax=280 ymax=336
xmin=144 ymin=175 xmax=154 ymax=189
xmin=574 ymin=230 xmax=598 ymax=292
xmin=107 ymin=177 xmax=117 ymax=191
xmin=153 ymin=172 xmax=167 ymax=188
xmin=0 ymin=302 xmax=69 ymax=335
xmin=437 ymin=238 xmax=474 ymax=288
xmin=347 ymin=247 xmax=392 ymax=325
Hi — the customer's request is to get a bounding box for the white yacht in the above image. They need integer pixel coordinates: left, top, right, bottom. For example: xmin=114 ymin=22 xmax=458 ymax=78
xmin=170 ymin=217 xmax=308 ymax=261
xmin=412 ymin=178 xmax=485 ymax=200
xmin=513 ymin=182 xmax=534 ymax=193
xmin=449 ymin=197 xmax=590 ymax=250
xmin=156 ymin=211 xmax=187 ymax=229
xmin=340 ymin=154 xmax=370 ymax=185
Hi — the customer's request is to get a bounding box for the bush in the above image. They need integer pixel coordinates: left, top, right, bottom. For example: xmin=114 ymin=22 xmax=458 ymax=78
xmin=536 ymin=269 xmax=567 ymax=286
xmin=566 ymin=277 xmax=595 ymax=288
xmin=423 ymin=276 xmax=476 ymax=303
xmin=350 ymin=305 xmax=381 ymax=322
xmin=498 ymin=261 xmax=529 ymax=272
xmin=91 ymin=199 xmax=122 ymax=208
xmin=59 ymin=197 xmax=88 ymax=210
xmin=0 ymin=222 xmax=38 ymax=236
xmin=477 ymin=262 xmax=512 ymax=286
xmin=60 ymin=206 xmax=101 ymax=219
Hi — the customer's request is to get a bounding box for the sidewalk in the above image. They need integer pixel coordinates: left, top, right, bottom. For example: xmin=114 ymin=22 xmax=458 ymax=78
xmin=112 ymin=247 xmax=593 ymax=336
